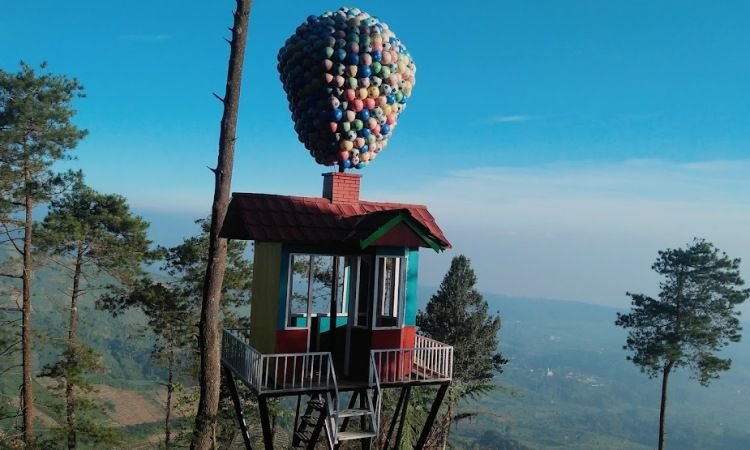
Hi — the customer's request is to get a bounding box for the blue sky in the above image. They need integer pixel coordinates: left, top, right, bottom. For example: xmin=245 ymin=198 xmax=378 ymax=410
xmin=2 ymin=1 xmax=749 ymax=309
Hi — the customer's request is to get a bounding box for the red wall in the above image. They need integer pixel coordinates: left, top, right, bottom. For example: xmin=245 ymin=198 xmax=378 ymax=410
xmin=275 ymin=329 xmax=308 ymax=353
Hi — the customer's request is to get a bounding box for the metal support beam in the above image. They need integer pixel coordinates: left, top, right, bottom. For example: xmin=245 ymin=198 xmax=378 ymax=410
xmin=383 ymin=386 xmax=407 ymax=449
xmin=415 ymin=383 xmax=449 ymax=450
xmin=258 ymin=395 xmax=274 ymax=450
xmin=394 ymin=386 xmax=412 ymax=449
xmin=224 ymin=367 xmax=253 ymax=450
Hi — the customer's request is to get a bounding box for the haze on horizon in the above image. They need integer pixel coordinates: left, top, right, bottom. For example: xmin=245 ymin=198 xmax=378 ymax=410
xmin=2 ymin=0 xmax=748 ymax=311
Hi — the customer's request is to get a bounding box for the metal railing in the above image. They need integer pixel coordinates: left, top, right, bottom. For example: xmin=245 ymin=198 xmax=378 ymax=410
xmin=221 ymin=329 xmax=339 ymax=395
xmin=368 ymin=351 xmax=383 ymax=434
xmin=370 ymin=334 xmax=453 ymax=384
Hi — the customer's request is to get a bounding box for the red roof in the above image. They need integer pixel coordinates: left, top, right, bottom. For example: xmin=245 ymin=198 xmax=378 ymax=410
xmin=221 ymin=193 xmax=451 ymax=250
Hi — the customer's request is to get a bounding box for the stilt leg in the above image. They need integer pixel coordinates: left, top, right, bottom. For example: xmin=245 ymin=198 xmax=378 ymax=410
xmin=258 ymin=395 xmax=274 ymax=450
xmin=383 ymin=387 xmax=407 ymax=449
xmin=224 ymin=367 xmax=253 ymax=450
xmin=415 ymin=383 xmax=449 ymax=450
xmin=394 ymin=386 xmax=412 ymax=449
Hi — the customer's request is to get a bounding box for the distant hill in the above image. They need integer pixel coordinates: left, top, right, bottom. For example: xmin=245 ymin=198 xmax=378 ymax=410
xmin=418 ymin=291 xmax=750 ymax=449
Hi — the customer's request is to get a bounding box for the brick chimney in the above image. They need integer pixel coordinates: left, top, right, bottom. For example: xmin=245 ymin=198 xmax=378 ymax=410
xmin=322 ymin=172 xmax=361 ymax=204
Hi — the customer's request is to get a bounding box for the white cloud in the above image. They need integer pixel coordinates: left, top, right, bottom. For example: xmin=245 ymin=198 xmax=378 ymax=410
xmin=492 ymin=114 xmax=530 ymax=123
xmin=373 ymin=159 xmax=750 ymax=310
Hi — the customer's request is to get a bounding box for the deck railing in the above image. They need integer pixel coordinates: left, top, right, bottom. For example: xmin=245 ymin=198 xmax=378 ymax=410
xmin=221 ymin=329 xmax=338 ymax=395
xmin=371 ymin=334 xmax=453 ymax=384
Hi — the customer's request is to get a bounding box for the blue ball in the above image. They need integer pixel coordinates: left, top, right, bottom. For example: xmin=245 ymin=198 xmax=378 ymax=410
xmin=343 ymin=160 xmax=353 ymax=169
xmin=331 ymin=108 xmax=343 ymax=121
xmin=381 ymin=124 xmax=391 ymax=134
xmin=335 ymin=48 xmax=347 ymax=61
xmin=386 ymin=94 xmax=396 ymax=104
xmin=371 ymin=51 xmax=382 ymax=62
xmin=359 ymin=109 xmax=370 ymax=120
xmin=361 ymin=129 xmax=371 ymax=138
xmin=355 ymin=162 xmax=365 ymax=169
xmin=361 ymin=144 xmax=369 ymax=153
xmin=359 ymin=65 xmax=372 ymax=77
xmin=347 ymin=53 xmax=359 ymax=65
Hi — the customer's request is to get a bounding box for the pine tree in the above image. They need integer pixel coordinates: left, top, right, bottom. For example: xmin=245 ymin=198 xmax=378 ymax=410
xmin=99 ymin=218 xmax=252 ymax=449
xmin=417 ymin=255 xmax=507 ymax=447
xmin=36 ymin=179 xmax=150 ymax=449
xmin=616 ymin=239 xmax=749 ymax=450
xmin=0 ymin=62 xmax=87 ymax=445
xmin=193 ymin=2 xmax=252 ymax=447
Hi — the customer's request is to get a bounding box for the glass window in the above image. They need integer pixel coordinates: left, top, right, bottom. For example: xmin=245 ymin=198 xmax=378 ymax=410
xmin=355 ymin=256 xmax=372 ymax=327
xmin=287 ymin=254 xmax=347 ymax=328
xmin=375 ymin=257 xmax=404 ymax=328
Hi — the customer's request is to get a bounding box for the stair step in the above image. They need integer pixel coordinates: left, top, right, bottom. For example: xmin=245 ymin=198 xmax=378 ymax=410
xmin=294 ymin=431 xmax=311 ymax=442
xmin=337 ymin=408 xmax=373 ymax=418
xmin=338 ymin=430 xmax=377 ymax=441
xmin=308 ymin=399 xmax=325 ymax=410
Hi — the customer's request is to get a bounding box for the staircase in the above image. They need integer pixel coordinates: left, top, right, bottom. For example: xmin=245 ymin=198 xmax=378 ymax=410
xmin=292 ymin=388 xmax=379 ymax=449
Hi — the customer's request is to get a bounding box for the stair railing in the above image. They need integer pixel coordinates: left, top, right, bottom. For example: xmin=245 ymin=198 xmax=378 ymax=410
xmin=368 ymin=351 xmax=383 ymax=434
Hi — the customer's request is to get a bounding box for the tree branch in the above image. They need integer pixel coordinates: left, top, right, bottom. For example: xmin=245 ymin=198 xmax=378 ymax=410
xmin=1 ymin=223 xmax=24 ymax=255
xmin=0 ymin=272 xmax=22 ymax=279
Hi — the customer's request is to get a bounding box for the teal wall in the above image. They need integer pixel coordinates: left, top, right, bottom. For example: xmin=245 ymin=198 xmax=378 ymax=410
xmin=404 ymin=248 xmax=419 ymax=326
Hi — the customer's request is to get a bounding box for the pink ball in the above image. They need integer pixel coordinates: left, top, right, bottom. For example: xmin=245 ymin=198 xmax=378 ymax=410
xmin=364 ymin=97 xmax=376 ymax=109
xmin=338 ymin=150 xmax=350 ymax=161
xmin=329 ymin=122 xmax=338 ymax=132
xmin=344 ymin=89 xmax=356 ymax=101
xmin=353 ymin=99 xmax=364 ymax=112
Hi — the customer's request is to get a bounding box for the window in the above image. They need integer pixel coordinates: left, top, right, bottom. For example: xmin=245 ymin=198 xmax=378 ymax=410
xmin=287 ymin=254 xmax=346 ymax=328
xmin=375 ymin=256 xmax=405 ymax=328
xmin=355 ymin=256 xmax=373 ymax=327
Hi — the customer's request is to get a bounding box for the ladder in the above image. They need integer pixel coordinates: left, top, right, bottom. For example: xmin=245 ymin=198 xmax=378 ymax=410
xmin=292 ymin=388 xmax=379 ymax=449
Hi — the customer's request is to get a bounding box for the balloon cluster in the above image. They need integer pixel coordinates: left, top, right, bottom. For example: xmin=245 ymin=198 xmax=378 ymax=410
xmin=278 ymin=7 xmax=416 ymax=170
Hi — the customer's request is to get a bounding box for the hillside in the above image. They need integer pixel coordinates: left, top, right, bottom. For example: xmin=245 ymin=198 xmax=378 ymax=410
xmin=448 ymin=293 xmax=750 ymax=449
xmin=3 ymin=267 xmax=749 ymax=448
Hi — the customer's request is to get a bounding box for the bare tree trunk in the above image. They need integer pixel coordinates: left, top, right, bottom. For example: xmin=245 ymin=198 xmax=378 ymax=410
xmin=66 ymin=248 xmax=84 ymax=450
xmin=658 ymin=361 xmax=674 ymax=450
xmin=21 ymin=166 xmax=34 ymax=446
xmin=165 ymin=342 xmax=174 ymax=449
xmin=191 ymin=1 xmax=252 ymax=449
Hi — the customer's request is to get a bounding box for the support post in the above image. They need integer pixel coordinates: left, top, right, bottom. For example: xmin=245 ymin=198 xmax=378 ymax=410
xmin=224 ymin=367 xmax=253 ymax=450
xmin=258 ymin=395 xmax=274 ymax=450
xmin=415 ymin=383 xmax=449 ymax=450
xmin=394 ymin=386 xmax=412 ymax=449
xmin=383 ymin=386 xmax=407 ymax=449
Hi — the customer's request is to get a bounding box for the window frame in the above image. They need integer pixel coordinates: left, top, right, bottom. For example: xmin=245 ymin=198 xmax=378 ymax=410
xmin=285 ymin=253 xmax=348 ymax=330
xmin=372 ymin=255 xmax=407 ymax=330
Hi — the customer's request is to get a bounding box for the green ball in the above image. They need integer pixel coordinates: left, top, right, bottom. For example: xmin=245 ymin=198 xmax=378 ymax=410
xmin=342 ymin=122 xmax=351 ymax=132
xmin=353 ymin=119 xmax=364 ymax=130
xmin=348 ymin=77 xmax=358 ymax=89
xmin=381 ymin=66 xmax=391 ymax=78
xmin=371 ymin=62 xmax=382 ymax=74
xmin=324 ymin=46 xmax=334 ymax=58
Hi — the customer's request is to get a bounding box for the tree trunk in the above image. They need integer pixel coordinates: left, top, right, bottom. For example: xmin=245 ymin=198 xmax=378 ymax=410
xmin=66 ymin=248 xmax=84 ymax=450
xmin=165 ymin=342 xmax=174 ymax=449
xmin=191 ymin=1 xmax=252 ymax=449
xmin=21 ymin=166 xmax=34 ymax=446
xmin=658 ymin=361 xmax=674 ymax=450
